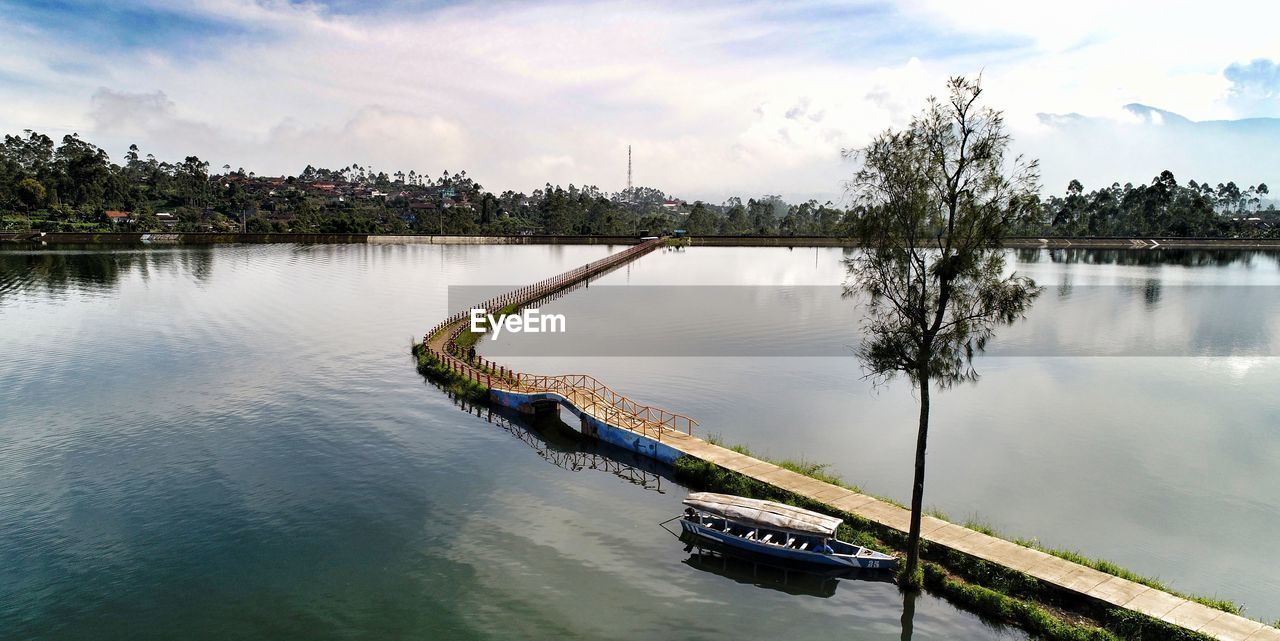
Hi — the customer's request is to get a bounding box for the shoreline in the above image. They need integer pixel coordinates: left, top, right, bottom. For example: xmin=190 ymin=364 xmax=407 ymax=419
xmin=6 ymin=231 xmax=1280 ymax=250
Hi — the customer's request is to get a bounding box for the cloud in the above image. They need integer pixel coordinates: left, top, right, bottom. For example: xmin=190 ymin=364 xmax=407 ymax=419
xmin=262 ymin=107 xmax=471 ymax=176
xmin=85 ymin=92 xmax=473 ymax=178
xmin=1225 ymin=59 xmax=1280 ymax=117
xmin=1029 ymin=104 xmax=1280 ymax=193
xmin=91 ymin=89 xmax=180 ymax=130
xmin=2 ymin=0 xmax=1279 ymax=201
xmin=88 ymin=88 xmax=225 ymax=153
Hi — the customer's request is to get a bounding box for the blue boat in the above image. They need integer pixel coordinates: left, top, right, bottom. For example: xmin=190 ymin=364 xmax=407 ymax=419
xmin=679 ymin=492 xmax=897 ymax=571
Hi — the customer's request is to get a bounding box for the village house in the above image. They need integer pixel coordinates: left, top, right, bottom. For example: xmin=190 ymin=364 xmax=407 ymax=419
xmin=105 ymin=210 xmax=131 ymax=223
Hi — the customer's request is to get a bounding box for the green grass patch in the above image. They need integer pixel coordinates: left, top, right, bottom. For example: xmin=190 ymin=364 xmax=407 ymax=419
xmin=944 ymin=522 xmax=1245 ymax=616
xmin=453 ymin=329 xmax=483 ymax=349
xmin=923 ymin=564 xmax=1121 ymax=641
xmin=1103 ymin=607 xmax=1221 ymax=641
xmin=703 ymin=433 xmax=756 ymax=457
xmin=453 ymin=302 xmax=521 ymax=349
xmin=1030 ymin=546 xmax=1239 ymax=615
xmin=698 ymin=435 xmax=916 ymax=506
xmin=945 ymin=516 xmax=1243 ymax=616
xmin=775 ymin=458 xmax=848 ymax=488
xmin=962 ymin=518 xmax=1000 ymax=538
xmin=411 ymin=341 xmax=489 ymax=404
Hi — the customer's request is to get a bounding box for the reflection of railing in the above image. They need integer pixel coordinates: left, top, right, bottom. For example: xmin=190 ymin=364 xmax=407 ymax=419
xmin=499 ymin=417 xmax=667 ymax=492
xmin=420 ymin=237 xmax=698 ymax=442
xmin=440 ymin=381 xmax=666 ymax=493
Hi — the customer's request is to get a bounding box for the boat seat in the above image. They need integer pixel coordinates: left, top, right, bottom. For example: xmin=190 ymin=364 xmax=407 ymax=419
xmin=761 ymin=534 xmax=773 ymax=544
xmin=799 ymin=542 xmax=809 ymax=551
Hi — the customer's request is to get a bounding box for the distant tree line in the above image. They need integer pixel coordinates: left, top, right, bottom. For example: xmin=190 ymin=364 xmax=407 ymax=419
xmin=1 ymin=129 xmax=1275 ymax=237
xmin=1023 ymin=171 xmax=1273 ymax=237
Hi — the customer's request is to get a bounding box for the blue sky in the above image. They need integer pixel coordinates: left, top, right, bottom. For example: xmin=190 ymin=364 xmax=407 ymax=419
xmin=4 ymin=0 xmax=249 ymax=54
xmin=1 ymin=0 xmax=1277 ymax=200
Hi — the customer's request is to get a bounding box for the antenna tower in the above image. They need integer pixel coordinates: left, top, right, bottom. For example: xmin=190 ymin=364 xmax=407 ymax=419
xmin=627 ymin=145 xmax=632 ymax=191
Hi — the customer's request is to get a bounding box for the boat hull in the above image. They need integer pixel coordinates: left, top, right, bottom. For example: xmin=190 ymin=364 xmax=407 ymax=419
xmin=679 ymin=520 xmax=894 ymax=570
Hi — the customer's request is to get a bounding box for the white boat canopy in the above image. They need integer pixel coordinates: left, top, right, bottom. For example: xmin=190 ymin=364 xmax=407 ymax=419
xmin=682 ymin=492 xmax=842 ymax=537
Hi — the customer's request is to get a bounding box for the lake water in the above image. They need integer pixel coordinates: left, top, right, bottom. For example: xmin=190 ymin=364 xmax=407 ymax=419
xmin=0 ymin=244 xmax=1020 ymax=641
xmin=1 ymin=243 xmax=1276 ymax=638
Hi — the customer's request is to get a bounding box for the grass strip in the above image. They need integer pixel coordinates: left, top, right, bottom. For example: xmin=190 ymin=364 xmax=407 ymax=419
xmin=924 ymin=511 xmax=1244 ymax=616
xmin=704 ymin=432 xmax=906 ymax=507
xmin=411 ymin=341 xmax=489 ymax=404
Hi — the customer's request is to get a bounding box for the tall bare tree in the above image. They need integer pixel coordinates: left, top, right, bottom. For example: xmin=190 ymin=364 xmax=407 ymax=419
xmin=843 ymin=76 xmax=1041 ymax=586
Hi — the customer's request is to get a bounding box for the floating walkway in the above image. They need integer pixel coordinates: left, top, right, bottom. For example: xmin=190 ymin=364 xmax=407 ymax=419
xmin=419 ymin=240 xmax=1276 ymax=641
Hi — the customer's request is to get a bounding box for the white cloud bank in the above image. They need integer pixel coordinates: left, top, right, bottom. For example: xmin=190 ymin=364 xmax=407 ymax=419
xmin=1 ymin=0 xmax=1278 ymax=201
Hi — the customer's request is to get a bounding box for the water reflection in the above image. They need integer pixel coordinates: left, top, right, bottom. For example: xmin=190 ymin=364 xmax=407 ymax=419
xmin=675 ymin=531 xmax=894 ymax=599
xmin=902 ymin=589 xmax=918 ymax=641
xmin=1039 ymin=248 xmax=1280 ymax=267
xmin=0 ymin=246 xmax=215 ymax=303
xmin=1014 ymin=249 xmax=1042 ymax=264
xmin=428 ymin=378 xmax=669 ymax=493
xmin=1143 ymin=278 xmax=1161 ymax=307
xmin=480 ymin=282 xmax=1280 ymax=357
xmin=681 ymin=546 xmax=839 ymax=598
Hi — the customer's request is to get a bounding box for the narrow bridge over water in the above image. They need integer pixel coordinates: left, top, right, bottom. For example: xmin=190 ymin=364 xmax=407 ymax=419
xmin=417 ymin=239 xmax=1277 ymax=641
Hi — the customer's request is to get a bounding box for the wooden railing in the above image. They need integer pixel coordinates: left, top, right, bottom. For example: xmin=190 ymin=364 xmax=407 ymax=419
xmin=420 ymin=237 xmax=697 ymax=441
xmin=510 ymin=373 xmax=697 ymax=437
xmin=424 ymin=238 xmax=661 ymax=343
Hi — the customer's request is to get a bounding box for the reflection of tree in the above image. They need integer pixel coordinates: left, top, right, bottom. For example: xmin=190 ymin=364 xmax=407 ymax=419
xmin=431 ymin=380 xmax=668 ymax=493
xmin=1035 ymin=248 xmax=1280 ymax=267
xmin=1057 ymin=273 xmax=1073 ymax=299
xmin=178 ymin=248 xmax=216 ymax=283
xmin=1143 ymin=279 xmax=1162 ymax=307
xmin=2 ymin=249 xmax=127 ymax=300
xmin=901 ymin=589 xmax=917 ymax=641
xmin=0 ymin=247 xmax=215 ymax=305
xmin=4 ymin=250 xmax=120 ymax=292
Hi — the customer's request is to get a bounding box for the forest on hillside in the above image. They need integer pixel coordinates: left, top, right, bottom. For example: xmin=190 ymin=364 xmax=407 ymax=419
xmin=1 ymin=130 xmax=1274 ymax=237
